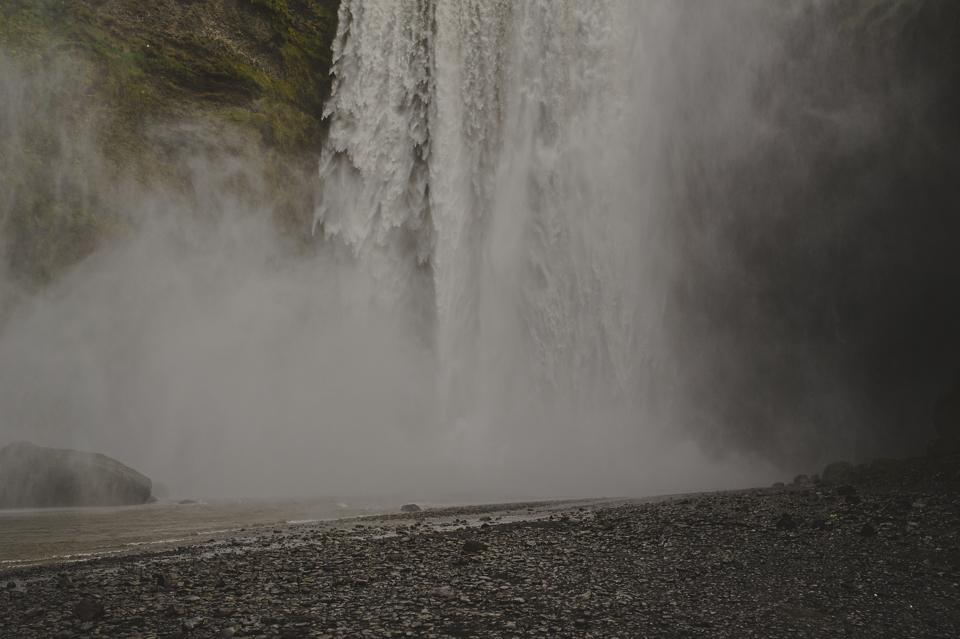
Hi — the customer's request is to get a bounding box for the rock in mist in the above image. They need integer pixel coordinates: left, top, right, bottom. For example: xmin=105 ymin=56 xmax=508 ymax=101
xmin=0 ymin=441 xmax=152 ymax=508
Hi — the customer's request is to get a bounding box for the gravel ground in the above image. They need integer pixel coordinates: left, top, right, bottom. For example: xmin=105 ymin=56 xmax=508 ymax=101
xmin=2 ymin=453 xmax=959 ymax=639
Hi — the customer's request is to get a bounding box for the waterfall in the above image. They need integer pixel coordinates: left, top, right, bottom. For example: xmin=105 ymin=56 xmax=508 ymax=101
xmin=0 ymin=1 xmax=803 ymax=498
xmin=317 ymin=0 xmax=663 ymax=431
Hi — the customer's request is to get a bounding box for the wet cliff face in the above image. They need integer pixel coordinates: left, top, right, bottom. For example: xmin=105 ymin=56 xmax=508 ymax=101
xmin=661 ymin=1 xmax=960 ymax=465
xmin=0 ymin=0 xmax=339 ymax=292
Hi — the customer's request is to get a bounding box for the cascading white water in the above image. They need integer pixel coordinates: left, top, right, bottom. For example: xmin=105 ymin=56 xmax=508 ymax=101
xmin=317 ymin=0 xmax=665 ymax=438
xmin=0 ymin=1 xmax=789 ymax=499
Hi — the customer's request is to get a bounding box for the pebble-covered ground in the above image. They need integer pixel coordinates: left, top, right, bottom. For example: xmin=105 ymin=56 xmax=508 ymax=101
xmin=2 ymin=453 xmax=959 ymax=639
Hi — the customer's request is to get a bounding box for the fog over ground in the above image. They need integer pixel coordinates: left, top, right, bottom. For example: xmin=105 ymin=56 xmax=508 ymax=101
xmin=0 ymin=1 xmax=957 ymax=500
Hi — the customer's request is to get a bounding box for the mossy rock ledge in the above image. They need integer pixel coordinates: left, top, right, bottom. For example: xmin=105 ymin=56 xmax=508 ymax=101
xmin=0 ymin=441 xmax=153 ymax=508
xmin=0 ymin=0 xmax=340 ymax=288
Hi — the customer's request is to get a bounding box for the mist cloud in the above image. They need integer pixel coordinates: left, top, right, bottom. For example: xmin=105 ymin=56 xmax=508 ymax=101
xmin=2 ymin=1 xmax=956 ymax=500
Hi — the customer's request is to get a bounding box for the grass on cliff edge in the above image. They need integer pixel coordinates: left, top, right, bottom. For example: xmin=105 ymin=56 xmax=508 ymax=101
xmin=1 ymin=0 xmax=338 ymax=154
xmin=0 ymin=0 xmax=338 ymax=286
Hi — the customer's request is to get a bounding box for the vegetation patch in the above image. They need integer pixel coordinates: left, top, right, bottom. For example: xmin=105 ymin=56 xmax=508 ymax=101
xmin=0 ymin=0 xmax=340 ymax=286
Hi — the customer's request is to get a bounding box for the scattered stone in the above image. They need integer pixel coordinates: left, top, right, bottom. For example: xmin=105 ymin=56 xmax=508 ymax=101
xmin=836 ymin=485 xmax=857 ymax=496
xmin=3 ymin=455 xmax=960 ymax=638
xmin=401 ymin=503 xmax=421 ymax=512
xmin=182 ymin=617 xmax=204 ymax=632
xmin=433 ymin=586 xmax=456 ymax=598
xmin=462 ymin=539 xmax=488 ymax=553
xmin=775 ymin=513 xmax=797 ymax=530
xmin=73 ymin=597 xmax=105 ymax=622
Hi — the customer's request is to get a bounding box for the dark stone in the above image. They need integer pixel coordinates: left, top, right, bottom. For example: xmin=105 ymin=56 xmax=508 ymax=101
xmin=166 ymin=604 xmax=185 ymax=617
xmin=860 ymin=522 xmax=877 ymax=536
xmin=0 ymin=441 xmax=152 ymax=508
xmin=844 ymin=494 xmax=862 ymax=505
xmin=182 ymin=617 xmax=204 ymax=632
xmin=462 ymin=539 xmax=488 ymax=553
xmin=822 ymin=461 xmax=854 ymax=482
xmin=57 ymin=575 xmax=73 ymax=588
xmin=811 ymin=474 xmax=822 ymax=484
xmin=772 ymin=482 xmax=785 ymax=488
xmin=869 ymin=458 xmax=900 ymax=471
xmin=804 ymin=518 xmax=831 ymax=531
xmin=793 ymin=474 xmax=810 ymax=485
xmin=775 ymin=513 xmax=797 ymax=530
xmin=836 ymin=485 xmax=857 ymax=496
xmin=401 ymin=504 xmax=421 ymax=513
xmin=74 ymin=597 xmax=105 ymax=622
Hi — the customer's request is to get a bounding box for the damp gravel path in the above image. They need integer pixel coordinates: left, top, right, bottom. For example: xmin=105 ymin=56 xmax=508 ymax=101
xmin=2 ymin=457 xmax=959 ymax=639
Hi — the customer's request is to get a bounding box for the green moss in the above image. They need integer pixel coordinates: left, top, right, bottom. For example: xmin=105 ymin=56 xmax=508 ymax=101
xmin=2 ymin=0 xmax=338 ymax=152
xmin=246 ymin=0 xmax=339 ymax=150
xmin=1 ymin=0 xmax=340 ymax=286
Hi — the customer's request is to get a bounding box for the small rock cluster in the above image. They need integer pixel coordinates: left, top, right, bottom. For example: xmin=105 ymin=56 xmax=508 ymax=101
xmin=2 ymin=455 xmax=959 ymax=638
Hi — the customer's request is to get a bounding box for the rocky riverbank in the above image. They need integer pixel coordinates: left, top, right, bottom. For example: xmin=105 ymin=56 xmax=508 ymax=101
xmin=2 ymin=453 xmax=959 ymax=639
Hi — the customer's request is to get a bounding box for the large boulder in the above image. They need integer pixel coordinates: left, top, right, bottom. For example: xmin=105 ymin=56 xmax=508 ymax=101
xmin=822 ymin=461 xmax=854 ymax=483
xmin=0 ymin=442 xmax=152 ymax=508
